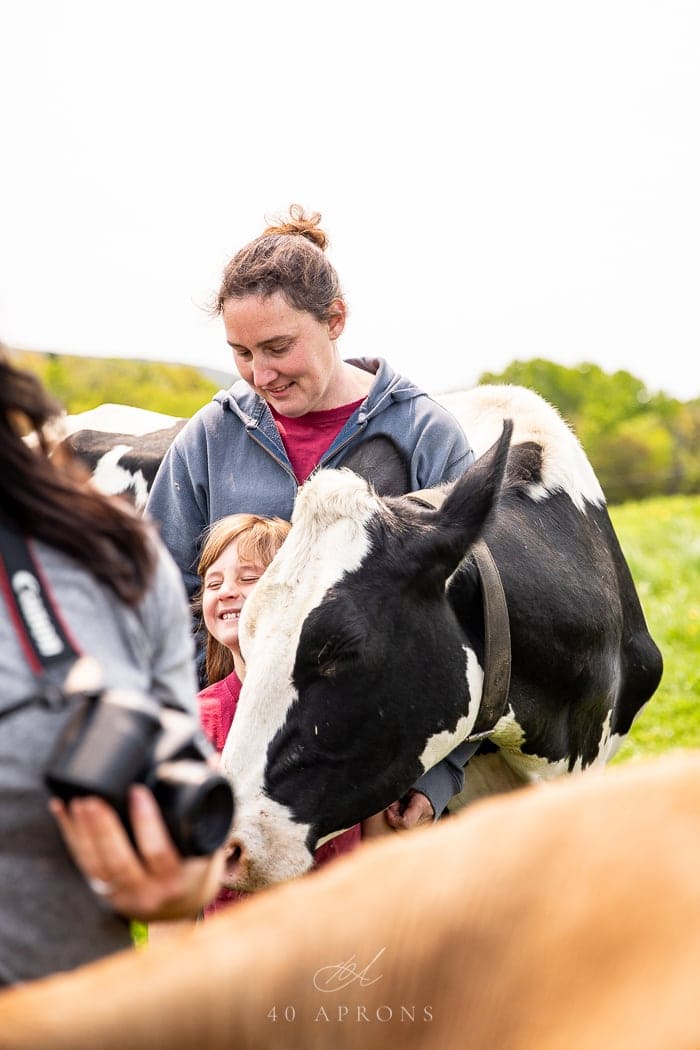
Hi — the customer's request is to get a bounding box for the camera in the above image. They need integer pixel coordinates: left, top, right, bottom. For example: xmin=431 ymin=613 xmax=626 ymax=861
xmin=45 ymin=687 xmax=235 ymax=857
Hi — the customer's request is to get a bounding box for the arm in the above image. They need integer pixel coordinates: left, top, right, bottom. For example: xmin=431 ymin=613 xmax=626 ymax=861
xmin=137 ymin=535 xmax=201 ymax=711
xmin=410 ymin=396 xmax=476 ymax=490
xmin=145 ymin=437 xmax=208 ymax=604
xmin=372 ymin=739 xmax=482 ymax=833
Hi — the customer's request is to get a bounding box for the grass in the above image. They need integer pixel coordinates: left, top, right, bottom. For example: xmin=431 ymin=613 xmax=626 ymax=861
xmin=609 ymin=494 xmax=700 ymax=764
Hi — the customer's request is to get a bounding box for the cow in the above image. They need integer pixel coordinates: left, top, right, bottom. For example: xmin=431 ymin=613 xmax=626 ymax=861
xmin=52 ymin=404 xmax=186 ymax=511
xmin=50 ymin=386 xmax=662 ymax=894
xmin=217 ymin=384 xmax=663 ymax=891
xmin=0 ymin=750 xmax=697 ymax=1050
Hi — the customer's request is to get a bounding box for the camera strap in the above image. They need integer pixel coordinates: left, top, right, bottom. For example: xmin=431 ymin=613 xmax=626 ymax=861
xmin=0 ymin=520 xmax=82 ymax=716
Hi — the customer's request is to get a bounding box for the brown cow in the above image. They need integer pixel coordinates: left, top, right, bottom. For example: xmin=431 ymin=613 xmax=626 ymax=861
xmin=0 ymin=750 xmax=698 ymax=1050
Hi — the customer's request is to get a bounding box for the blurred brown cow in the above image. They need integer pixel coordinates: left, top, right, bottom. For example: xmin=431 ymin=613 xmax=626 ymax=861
xmin=0 ymin=750 xmax=698 ymax=1050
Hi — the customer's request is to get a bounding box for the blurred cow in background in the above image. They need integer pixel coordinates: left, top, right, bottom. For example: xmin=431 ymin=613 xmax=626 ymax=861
xmin=52 ymin=404 xmax=186 ymax=511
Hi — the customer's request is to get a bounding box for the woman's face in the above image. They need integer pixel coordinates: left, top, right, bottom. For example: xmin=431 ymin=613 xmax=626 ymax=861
xmin=202 ymin=538 xmax=266 ymax=655
xmin=222 ymin=291 xmax=346 ymax=417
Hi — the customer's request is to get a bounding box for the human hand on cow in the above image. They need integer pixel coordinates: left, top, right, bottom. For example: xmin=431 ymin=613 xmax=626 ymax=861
xmin=49 ymin=785 xmax=225 ymax=921
xmin=384 ymin=789 xmax=435 ymax=829
xmin=362 ymin=790 xmax=435 ymax=837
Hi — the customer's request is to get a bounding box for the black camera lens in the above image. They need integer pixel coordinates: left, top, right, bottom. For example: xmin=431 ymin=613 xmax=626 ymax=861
xmin=151 ymin=760 xmax=235 ymax=857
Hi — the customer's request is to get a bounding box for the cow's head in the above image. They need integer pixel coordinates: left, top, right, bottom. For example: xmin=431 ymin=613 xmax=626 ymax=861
xmin=220 ymin=421 xmax=513 ymax=889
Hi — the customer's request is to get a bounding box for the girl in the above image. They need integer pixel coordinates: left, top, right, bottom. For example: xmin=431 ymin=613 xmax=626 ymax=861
xmin=195 ymin=514 xmax=362 ymax=912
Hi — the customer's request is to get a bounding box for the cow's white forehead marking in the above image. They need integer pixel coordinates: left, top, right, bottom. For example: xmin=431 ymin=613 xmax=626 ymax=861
xmin=221 ymin=470 xmax=381 ymax=799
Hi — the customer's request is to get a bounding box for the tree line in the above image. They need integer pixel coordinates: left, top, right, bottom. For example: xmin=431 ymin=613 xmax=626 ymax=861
xmin=13 ymin=349 xmax=700 ymax=505
xmin=476 ymin=358 xmax=699 ymax=504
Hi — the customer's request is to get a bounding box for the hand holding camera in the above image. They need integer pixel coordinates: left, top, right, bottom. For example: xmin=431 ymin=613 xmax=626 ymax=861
xmin=45 ymin=683 xmax=235 ymax=857
xmin=49 ymin=783 xmax=228 ymax=921
xmin=43 ymin=663 xmax=235 ymax=919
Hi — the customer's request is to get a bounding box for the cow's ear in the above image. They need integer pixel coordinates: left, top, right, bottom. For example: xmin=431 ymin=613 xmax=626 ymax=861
xmin=412 ymin=420 xmax=513 ymax=581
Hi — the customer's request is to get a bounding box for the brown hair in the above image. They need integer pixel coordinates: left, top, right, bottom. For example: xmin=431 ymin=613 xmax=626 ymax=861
xmin=195 ymin=513 xmax=291 ymax=685
xmin=213 ymin=203 xmax=344 ymax=323
xmin=0 ymin=346 xmax=155 ymax=605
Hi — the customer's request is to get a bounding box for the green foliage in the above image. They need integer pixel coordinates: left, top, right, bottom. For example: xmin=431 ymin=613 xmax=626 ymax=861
xmin=13 ymin=350 xmax=223 ymax=418
xmin=597 ymin=416 xmax=675 ymax=503
xmin=610 ymin=495 xmax=700 ymax=763
xmin=478 ymin=357 xmax=700 ymax=502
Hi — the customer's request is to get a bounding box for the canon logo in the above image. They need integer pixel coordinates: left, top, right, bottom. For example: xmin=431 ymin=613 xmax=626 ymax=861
xmin=11 ymin=570 xmax=64 ymax=658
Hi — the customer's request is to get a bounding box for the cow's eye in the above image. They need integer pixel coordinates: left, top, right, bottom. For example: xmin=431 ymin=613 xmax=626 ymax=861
xmin=315 ymin=634 xmax=362 ymax=677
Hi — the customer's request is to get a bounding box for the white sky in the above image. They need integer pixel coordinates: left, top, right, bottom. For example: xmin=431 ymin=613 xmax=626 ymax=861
xmin=1 ymin=0 xmax=698 ymax=401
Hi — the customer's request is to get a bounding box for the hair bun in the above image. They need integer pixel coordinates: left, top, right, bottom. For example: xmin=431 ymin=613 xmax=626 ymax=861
xmin=263 ymin=203 xmax=328 ymax=251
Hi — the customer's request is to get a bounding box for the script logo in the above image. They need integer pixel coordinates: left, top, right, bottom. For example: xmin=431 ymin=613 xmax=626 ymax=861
xmin=312 ymin=947 xmax=386 ymax=993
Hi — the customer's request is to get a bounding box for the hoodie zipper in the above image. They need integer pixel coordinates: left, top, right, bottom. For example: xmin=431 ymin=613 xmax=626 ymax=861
xmin=305 ymin=419 xmax=368 ymax=482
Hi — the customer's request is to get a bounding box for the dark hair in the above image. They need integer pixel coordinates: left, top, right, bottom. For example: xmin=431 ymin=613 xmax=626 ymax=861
xmin=0 ymin=346 xmax=156 ymax=605
xmin=194 ymin=513 xmax=291 ymax=685
xmin=214 ymin=204 xmax=344 ymax=323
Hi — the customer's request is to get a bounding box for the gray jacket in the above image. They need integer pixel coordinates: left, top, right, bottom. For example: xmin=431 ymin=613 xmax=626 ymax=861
xmin=146 ymin=357 xmax=476 ymax=819
xmin=0 ymin=538 xmax=198 ymax=985
xmin=146 ymin=357 xmax=474 ymax=596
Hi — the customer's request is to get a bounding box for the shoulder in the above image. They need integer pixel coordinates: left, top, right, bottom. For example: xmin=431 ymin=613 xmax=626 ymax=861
xmin=197 ymin=688 xmax=222 ymax=747
xmin=135 ymin=532 xmax=195 ymax=650
xmin=197 ymin=672 xmax=241 ymax=749
xmin=364 ymin=359 xmax=464 ymax=430
xmin=175 ymin=383 xmax=262 ymax=440
xmin=413 ymin=392 xmax=470 ymax=435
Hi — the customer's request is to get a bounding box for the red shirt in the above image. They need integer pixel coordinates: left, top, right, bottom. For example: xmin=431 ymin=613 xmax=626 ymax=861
xmin=198 ymin=671 xmax=362 ymax=914
xmin=270 ymin=399 xmax=363 ymax=482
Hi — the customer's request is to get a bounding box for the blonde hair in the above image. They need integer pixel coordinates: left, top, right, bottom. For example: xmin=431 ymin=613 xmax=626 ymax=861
xmin=195 ymin=513 xmax=291 ymax=685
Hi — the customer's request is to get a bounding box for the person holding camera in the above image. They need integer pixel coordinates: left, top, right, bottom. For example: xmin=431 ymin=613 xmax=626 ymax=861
xmin=0 ymin=348 xmax=227 ymax=986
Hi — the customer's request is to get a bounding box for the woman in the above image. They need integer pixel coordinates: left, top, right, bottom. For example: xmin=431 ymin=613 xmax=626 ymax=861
xmin=0 ymin=348 xmax=224 ymax=985
xmin=146 ymin=204 xmax=475 ymax=828
xmin=195 ymin=513 xmax=362 ymax=913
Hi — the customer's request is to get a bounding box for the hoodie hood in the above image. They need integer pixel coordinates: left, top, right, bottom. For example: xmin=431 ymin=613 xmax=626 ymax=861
xmin=212 ymin=357 xmax=426 ymax=426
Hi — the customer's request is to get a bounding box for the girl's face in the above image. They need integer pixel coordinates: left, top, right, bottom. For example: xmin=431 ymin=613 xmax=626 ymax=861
xmin=202 ymin=538 xmax=266 ymax=655
xmin=222 ymin=290 xmax=346 ymax=417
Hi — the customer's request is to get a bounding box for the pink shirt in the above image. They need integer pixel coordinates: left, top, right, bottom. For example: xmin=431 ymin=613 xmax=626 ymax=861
xmin=198 ymin=671 xmax=362 ymax=913
xmin=270 ymin=400 xmax=363 ymax=482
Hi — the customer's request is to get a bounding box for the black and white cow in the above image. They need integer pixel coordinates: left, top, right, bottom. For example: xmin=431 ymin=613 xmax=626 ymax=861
xmin=54 ymin=404 xmax=186 ymax=511
xmin=217 ymin=384 xmax=663 ymax=890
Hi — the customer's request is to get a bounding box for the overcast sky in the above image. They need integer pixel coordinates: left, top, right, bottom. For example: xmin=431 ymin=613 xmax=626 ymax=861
xmin=1 ymin=0 xmax=698 ymax=401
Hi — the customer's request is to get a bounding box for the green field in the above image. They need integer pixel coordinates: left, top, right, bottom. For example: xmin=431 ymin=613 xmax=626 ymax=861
xmin=610 ymin=494 xmax=700 ymax=764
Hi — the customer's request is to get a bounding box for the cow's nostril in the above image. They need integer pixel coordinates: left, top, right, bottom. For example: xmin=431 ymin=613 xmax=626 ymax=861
xmin=225 ymin=840 xmax=243 ymax=864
